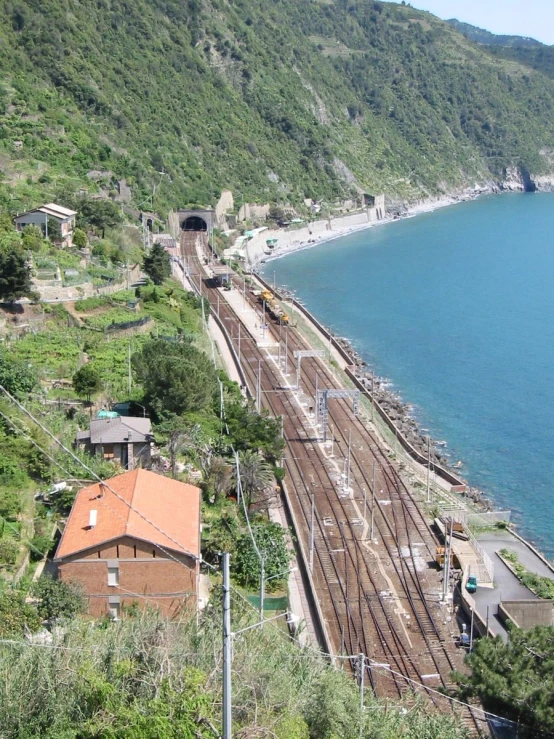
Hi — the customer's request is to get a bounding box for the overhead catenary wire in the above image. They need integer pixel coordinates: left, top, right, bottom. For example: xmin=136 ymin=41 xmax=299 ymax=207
xmin=0 ymin=395 xmax=530 ymax=734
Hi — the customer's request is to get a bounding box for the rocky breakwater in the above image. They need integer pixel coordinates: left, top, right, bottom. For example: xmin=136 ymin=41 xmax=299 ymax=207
xmin=333 ymin=334 xmax=493 ymax=509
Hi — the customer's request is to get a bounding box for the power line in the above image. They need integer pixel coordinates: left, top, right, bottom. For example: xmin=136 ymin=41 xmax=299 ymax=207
xmin=0 ymin=385 xmax=198 ymax=563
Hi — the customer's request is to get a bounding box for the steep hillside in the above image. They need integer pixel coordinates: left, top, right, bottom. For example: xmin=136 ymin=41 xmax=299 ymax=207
xmin=446 ymin=19 xmax=543 ymax=48
xmin=2 ymin=0 xmax=554 ymax=214
xmin=485 ymin=45 xmax=554 ymax=81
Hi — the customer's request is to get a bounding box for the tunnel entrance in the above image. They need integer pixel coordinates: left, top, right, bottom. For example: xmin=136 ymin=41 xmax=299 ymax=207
xmin=182 ymin=216 xmax=208 ymax=231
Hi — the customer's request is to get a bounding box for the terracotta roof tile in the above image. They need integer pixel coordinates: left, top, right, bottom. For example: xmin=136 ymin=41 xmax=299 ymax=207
xmin=55 ymin=470 xmax=200 ymax=561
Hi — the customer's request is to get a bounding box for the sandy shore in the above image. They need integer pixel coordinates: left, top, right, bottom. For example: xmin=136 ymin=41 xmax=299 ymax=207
xmin=245 ymin=189 xmax=489 ymax=270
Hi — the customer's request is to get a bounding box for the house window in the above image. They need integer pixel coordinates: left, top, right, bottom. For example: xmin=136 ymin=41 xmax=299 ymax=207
xmin=108 ymin=566 xmax=119 ymax=587
xmin=102 ymin=444 xmax=115 ymax=459
xmin=133 ymin=545 xmax=137 ymax=558
xmin=152 ymin=549 xmax=156 ymax=558
xmin=108 ymin=598 xmax=121 ymax=621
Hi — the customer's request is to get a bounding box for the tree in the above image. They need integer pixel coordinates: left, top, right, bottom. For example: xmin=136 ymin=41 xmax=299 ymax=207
xmin=455 ymin=625 xmax=554 ymax=736
xmin=21 ymin=225 xmax=43 ymax=252
xmin=78 ymin=198 xmax=122 ymax=237
xmin=73 ymin=364 xmax=102 ymax=403
xmin=203 ymin=456 xmax=232 ymax=504
xmin=143 ymin=242 xmax=171 ymax=285
xmin=233 ymin=449 xmax=276 ymax=511
xmin=233 ymin=520 xmax=290 ymax=587
xmin=0 ymin=237 xmax=35 ymax=303
xmin=0 ymin=589 xmax=41 ymax=636
xmin=32 ymin=576 xmax=86 ymax=621
xmin=156 ymin=416 xmax=203 ymax=478
xmin=0 ymin=350 xmax=37 ymax=397
xmin=224 ymin=399 xmax=284 ymax=459
xmin=73 ymin=228 xmax=87 ymax=248
xmin=132 ymin=338 xmax=217 ymax=417
xmin=45 ymin=217 xmax=62 ymax=243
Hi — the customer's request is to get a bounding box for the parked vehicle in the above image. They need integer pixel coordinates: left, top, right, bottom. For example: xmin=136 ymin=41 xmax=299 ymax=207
xmin=466 ymin=574 xmax=478 ymax=593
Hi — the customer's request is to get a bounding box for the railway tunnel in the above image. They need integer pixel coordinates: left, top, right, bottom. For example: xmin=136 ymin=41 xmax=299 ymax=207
xmin=182 ymin=215 xmax=207 ymax=231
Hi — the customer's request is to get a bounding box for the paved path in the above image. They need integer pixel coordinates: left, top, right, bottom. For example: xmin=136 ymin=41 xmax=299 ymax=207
xmin=470 ymin=529 xmax=554 ymax=640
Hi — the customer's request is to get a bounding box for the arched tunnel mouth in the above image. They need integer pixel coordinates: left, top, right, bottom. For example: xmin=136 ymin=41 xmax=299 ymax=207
xmin=182 ymin=216 xmax=207 ymax=231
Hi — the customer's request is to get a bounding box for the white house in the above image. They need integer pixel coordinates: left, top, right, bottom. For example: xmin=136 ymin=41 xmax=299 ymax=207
xmin=14 ymin=203 xmax=77 ymax=247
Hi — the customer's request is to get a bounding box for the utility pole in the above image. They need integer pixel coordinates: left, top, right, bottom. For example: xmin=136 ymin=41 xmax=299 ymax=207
xmin=309 ymin=493 xmax=315 ymax=572
xmin=362 ymin=487 xmax=368 ymax=527
xmin=127 ymin=344 xmax=132 ymax=395
xmin=358 ymin=653 xmax=365 ymax=739
xmin=222 ymin=553 xmax=232 ymax=739
xmin=256 ymin=359 xmax=261 ymax=412
xmin=370 ymin=371 xmax=375 ymax=423
xmin=370 ymin=462 xmax=376 ymax=540
xmin=238 ymin=323 xmax=242 ymax=368
xmin=259 ymin=557 xmax=265 ymax=625
xmin=426 ymin=436 xmax=431 ymax=504
xmin=217 ymin=292 xmax=220 ymax=319
xmin=346 ymin=429 xmax=352 ymax=493
xmin=469 ymin=607 xmax=474 ymax=652
xmin=262 ymin=301 xmax=266 ymax=341
xmin=442 ymin=518 xmax=454 ymax=602
xmin=284 ymin=326 xmax=289 ymax=375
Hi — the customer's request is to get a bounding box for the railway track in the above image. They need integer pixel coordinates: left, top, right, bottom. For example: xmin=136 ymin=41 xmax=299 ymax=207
xmin=181 ymin=232 xmax=488 ymax=734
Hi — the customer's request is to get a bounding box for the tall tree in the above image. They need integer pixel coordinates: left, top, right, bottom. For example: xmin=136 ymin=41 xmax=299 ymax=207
xmin=143 ymin=242 xmax=171 ymax=285
xmin=132 ymin=338 xmax=217 ymax=417
xmin=0 ymin=235 xmax=35 ymax=303
xmin=233 ymin=449 xmax=276 ymax=511
xmin=0 ymin=351 xmax=37 ymax=397
xmin=455 ymin=624 xmax=554 ymax=736
xmin=73 ymin=364 xmax=102 ymax=403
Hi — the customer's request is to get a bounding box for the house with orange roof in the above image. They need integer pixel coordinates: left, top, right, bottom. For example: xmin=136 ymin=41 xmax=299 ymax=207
xmin=54 ymin=469 xmax=201 ymax=620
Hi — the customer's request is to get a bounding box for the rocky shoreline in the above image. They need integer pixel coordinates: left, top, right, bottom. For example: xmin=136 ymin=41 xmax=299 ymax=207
xmin=332 ymin=333 xmax=495 ymax=511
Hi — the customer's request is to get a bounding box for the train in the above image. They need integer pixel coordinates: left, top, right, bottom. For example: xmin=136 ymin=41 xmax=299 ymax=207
xmin=254 ymin=288 xmax=289 ymax=325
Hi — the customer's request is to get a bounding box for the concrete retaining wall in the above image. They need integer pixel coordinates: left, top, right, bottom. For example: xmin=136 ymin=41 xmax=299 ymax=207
xmin=255 ymin=273 xmax=466 ymax=491
xmin=499 ymin=600 xmax=553 ymax=629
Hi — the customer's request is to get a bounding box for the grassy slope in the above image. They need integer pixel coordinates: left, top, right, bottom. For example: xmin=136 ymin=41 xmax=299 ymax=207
xmin=1 ymin=0 xmax=554 ymax=212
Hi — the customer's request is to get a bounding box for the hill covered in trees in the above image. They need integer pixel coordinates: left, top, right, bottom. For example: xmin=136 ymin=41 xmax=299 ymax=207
xmin=3 ymin=0 xmax=554 ymax=214
xmin=446 ymin=19 xmax=544 ymax=48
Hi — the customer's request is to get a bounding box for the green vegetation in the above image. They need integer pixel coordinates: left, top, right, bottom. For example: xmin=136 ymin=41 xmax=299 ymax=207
xmin=2 ymin=0 xmax=554 ymax=213
xmin=0 ymin=598 xmax=467 ymax=739
xmin=456 ymin=625 xmax=554 ymax=737
xmin=446 ymin=19 xmax=543 ymax=48
xmin=72 ymin=364 xmax=102 ymax=403
xmin=132 ymin=337 xmax=218 ymax=419
xmin=143 ymin=242 xmax=171 ymax=285
xmin=0 ymin=235 xmax=35 ymax=303
xmin=499 ymin=548 xmax=554 ymax=599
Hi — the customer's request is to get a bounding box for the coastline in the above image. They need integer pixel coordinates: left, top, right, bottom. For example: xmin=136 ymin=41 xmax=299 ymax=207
xmin=247 ymin=188 xmax=490 ymax=270
xmin=255 ymin=187 xmax=504 ymax=512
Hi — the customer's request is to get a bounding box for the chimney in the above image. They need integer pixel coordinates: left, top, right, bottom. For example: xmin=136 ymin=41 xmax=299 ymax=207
xmin=88 ymin=510 xmax=97 ymax=529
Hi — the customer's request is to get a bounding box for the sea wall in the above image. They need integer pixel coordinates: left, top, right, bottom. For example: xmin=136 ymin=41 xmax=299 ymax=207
xmin=255 ymin=273 xmax=467 ymax=492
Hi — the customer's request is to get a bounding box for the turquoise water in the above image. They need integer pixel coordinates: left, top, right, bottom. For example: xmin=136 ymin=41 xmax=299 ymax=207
xmin=265 ymin=193 xmax=554 ymax=557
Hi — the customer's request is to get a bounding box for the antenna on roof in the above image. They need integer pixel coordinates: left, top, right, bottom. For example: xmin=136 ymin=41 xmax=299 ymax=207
xmin=88 ymin=510 xmax=97 ymax=529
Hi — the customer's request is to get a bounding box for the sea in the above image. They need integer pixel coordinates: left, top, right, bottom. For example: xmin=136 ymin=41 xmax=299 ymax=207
xmin=263 ymin=193 xmax=554 ymax=558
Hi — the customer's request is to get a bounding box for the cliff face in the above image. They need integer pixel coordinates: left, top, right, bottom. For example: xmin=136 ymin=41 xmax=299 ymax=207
xmin=3 ymin=0 xmax=554 ymax=210
xmin=500 ymin=167 xmax=554 ymax=192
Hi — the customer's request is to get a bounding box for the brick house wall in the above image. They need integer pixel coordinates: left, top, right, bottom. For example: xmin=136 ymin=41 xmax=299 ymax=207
xmin=57 ymin=535 xmax=197 ymax=618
